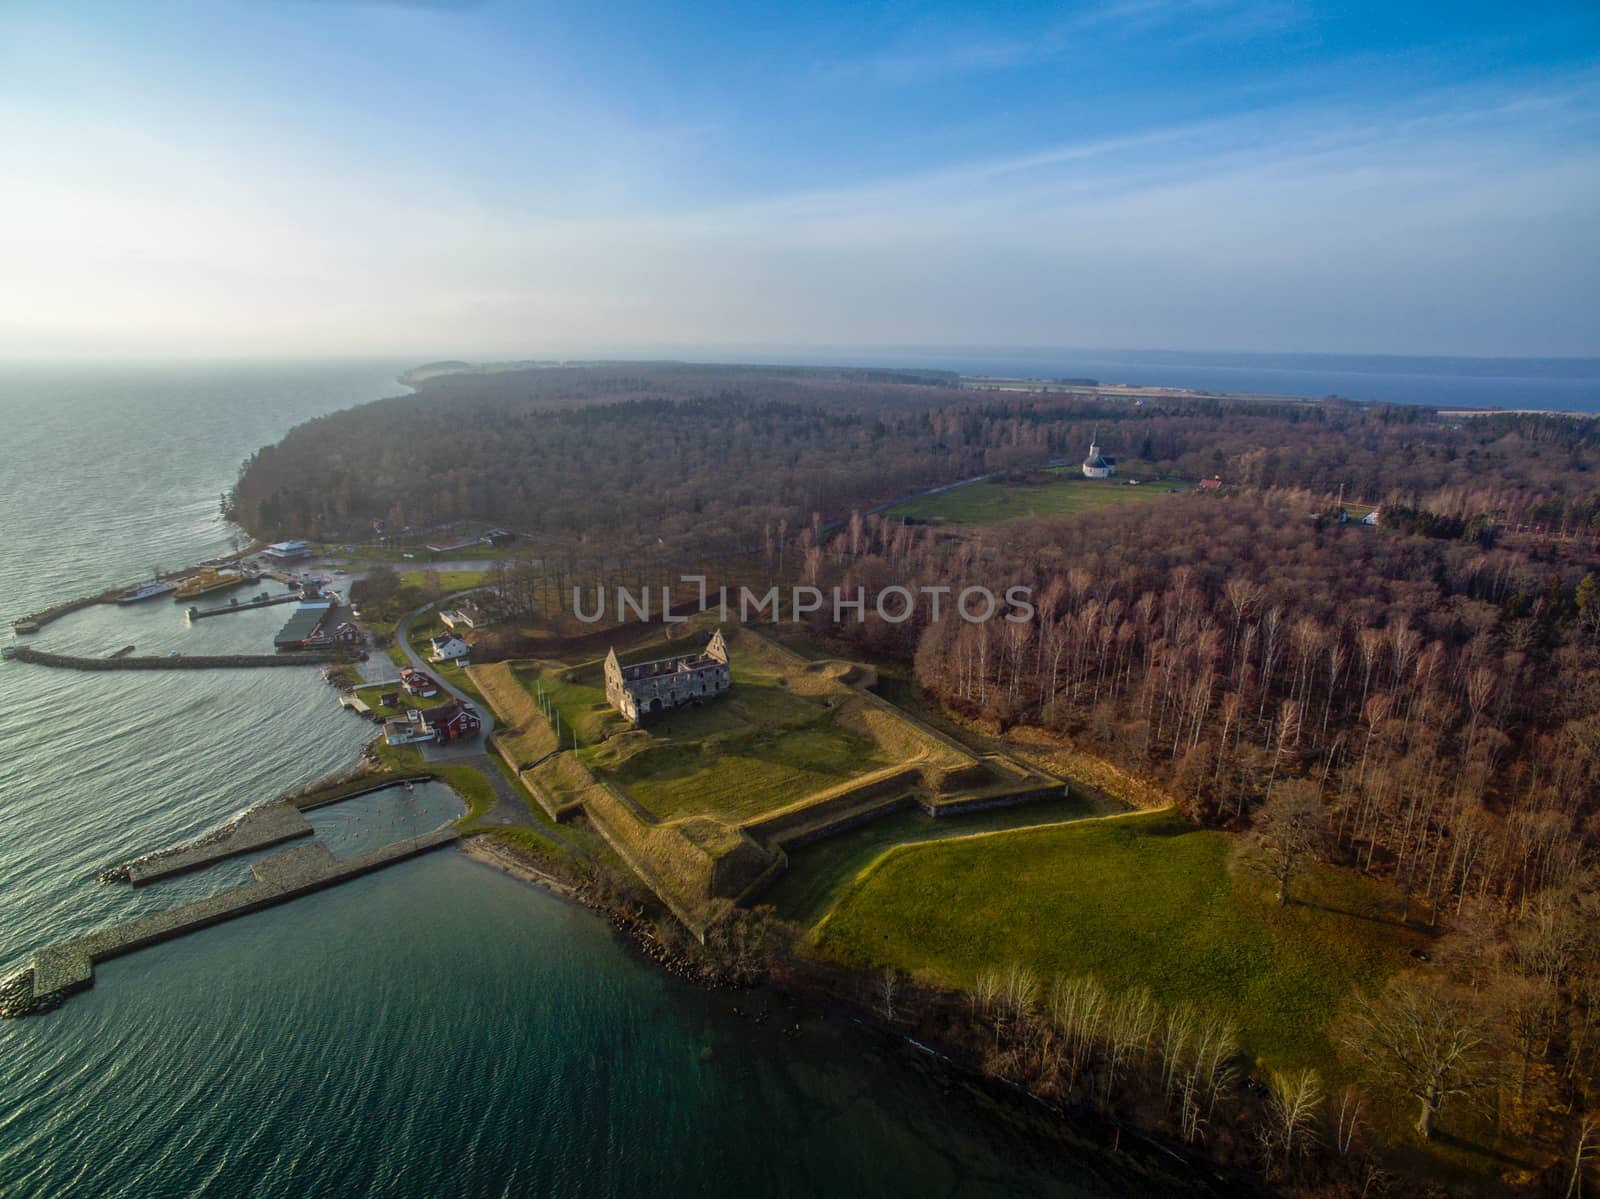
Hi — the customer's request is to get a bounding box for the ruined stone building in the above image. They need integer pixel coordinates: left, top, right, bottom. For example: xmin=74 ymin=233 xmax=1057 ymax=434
xmin=604 ymin=629 xmax=731 ymax=724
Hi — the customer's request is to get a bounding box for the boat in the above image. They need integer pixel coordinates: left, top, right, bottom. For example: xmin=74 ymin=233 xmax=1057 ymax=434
xmin=117 ymin=579 xmax=179 ymax=604
xmin=173 ymin=567 xmax=246 ymax=600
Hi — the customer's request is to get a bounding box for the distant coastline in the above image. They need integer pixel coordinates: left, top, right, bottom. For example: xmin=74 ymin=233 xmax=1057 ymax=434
xmin=398 ymin=351 xmax=1600 ymax=414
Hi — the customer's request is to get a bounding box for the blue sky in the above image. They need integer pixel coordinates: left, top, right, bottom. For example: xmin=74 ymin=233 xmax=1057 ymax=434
xmin=1 ymin=0 xmax=1596 ymax=358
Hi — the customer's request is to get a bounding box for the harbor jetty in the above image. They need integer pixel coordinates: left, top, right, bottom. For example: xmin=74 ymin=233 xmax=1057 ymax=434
xmin=3 ymin=830 xmax=460 ymax=1018
xmin=114 ymin=804 xmax=317 ymax=885
xmin=187 ymin=592 xmax=300 ymax=620
xmin=8 ymin=560 xmax=226 ymax=635
xmin=4 ymin=646 xmax=344 ymax=671
xmin=101 ymin=778 xmax=435 ymax=884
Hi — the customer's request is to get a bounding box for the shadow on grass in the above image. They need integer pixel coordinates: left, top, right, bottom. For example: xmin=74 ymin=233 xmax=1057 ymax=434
xmin=1289 ymin=898 xmax=1411 ymax=928
xmin=1428 ymin=1128 xmax=1535 ymax=1170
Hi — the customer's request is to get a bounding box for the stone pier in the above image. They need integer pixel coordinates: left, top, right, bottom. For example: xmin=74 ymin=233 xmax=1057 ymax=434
xmin=5 ymin=829 xmax=460 ymax=1018
xmin=124 ymin=804 xmax=316 ymax=885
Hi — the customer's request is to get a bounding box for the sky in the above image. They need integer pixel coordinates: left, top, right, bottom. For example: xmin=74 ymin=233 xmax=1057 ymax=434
xmin=1 ymin=0 xmax=1597 ymax=360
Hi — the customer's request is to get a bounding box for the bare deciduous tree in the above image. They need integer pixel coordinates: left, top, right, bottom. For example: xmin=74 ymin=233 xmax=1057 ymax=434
xmin=878 ymin=967 xmax=901 ymax=1021
xmin=1253 ymin=778 xmax=1329 ymax=905
xmin=1263 ymin=1067 xmax=1323 ymax=1177
xmin=1339 ymin=974 xmax=1494 ymax=1139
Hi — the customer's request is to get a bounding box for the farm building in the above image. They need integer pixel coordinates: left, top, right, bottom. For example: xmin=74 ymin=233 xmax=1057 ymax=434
xmin=604 ymin=629 xmax=730 ymax=725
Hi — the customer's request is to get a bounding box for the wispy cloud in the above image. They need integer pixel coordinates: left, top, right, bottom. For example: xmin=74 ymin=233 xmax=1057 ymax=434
xmin=817 ymin=0 xmax=1310 ymax=86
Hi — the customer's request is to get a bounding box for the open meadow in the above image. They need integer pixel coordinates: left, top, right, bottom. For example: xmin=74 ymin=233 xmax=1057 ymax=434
xmin=811 ymin=807 xmax=1426 ymax=1073
xmin=887 ymin=474 xmax=1176 ymax=526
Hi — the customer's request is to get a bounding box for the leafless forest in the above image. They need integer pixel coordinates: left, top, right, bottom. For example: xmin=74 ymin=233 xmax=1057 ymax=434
xmin=239 ymin=364 xmax=1600 ymax=1185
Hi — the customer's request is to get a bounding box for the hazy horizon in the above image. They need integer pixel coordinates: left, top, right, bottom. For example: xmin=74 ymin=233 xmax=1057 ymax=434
xmin=3 ymin=1 xmax=1597 ymax=360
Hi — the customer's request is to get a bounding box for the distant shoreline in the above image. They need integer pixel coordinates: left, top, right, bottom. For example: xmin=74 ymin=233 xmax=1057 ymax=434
xmin=398 ymin=358 xmax=1589 ymax=417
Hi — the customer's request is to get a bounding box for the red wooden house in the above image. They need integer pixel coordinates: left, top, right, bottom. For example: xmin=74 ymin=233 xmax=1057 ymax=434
xmin=424 ymin=701 xmax=481 ymax=742
xmin=400 ymin=668 xmax=439 ymax=698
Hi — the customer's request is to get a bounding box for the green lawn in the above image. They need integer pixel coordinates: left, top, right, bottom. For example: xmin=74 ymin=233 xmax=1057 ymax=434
xmin=586 ymin=680 xmax=892 ymax=823
xmin=512 ymin=663 xmax=621 ymax=748
xmin=607 ymin=721 xmax=888 ymax=823
xmin=762 ymin=790 xmax=1105 ymax=928
xmin=888 ymin=476 xmax=1176 ymax=526
xmin=358 ymin=687 xmax=454 ymax=720
xmin=506 ymin=628 xmax=901 ymax=825
xmin=812 ymin=808 xmax=1426 ymax=1072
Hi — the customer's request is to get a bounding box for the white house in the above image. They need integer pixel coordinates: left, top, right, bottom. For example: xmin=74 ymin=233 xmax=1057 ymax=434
xmin=429 ymin=633 xmax=470 ymax=663
xmin=383 ymin=710 xmax=435 ymax=746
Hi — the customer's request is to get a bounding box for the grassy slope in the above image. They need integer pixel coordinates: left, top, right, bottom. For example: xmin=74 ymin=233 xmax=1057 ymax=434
xmin=812 ymin=808 xmax=1425 ymax=1073
xmin=888 ymin=476 xmax=1174 ymax=526
xmin=763 ymin=791 xmax=1107 ymax=929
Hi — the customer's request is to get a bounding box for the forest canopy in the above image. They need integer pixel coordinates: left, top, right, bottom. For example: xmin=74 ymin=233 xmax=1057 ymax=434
xmin=228 ymin=362 xmax=1600 ymax=560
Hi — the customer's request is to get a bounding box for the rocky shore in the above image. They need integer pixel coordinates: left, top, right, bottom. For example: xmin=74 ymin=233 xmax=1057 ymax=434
xmin=461 ymin=838 xmax=722 ymax=985
xmin=0 ymin=968 xmax=41 ymax=1018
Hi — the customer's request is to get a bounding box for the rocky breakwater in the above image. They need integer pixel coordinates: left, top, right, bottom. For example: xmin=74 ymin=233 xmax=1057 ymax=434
xmin=0 ymin=967 xmax=42 ymax=1018
xmin=6 ymin=646 xmax=345 ymax=671
xmin=101 ymin=803 xmax=316 ymax=886
xmin=9 ymin=829 xmax=461 ymax=1018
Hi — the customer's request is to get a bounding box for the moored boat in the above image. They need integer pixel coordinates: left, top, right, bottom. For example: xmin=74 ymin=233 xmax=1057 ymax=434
xmin=173 ymin=567 xmax=246 ymax=600
xmin=117 ymin=579 xmax=180 ymax=604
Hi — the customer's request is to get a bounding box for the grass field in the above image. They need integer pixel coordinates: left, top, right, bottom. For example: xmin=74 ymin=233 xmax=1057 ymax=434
xmin=511 ymin=662 xmax=622 ymax=747
xmin=887 ymin=475 xmax=1177 ymax=526
xmin=587 ymin=679 xmax=893 ymax=822
xmin=812 ymin=808 xmax=1426 ymax=1071
xmin=504 ymin=629 xmax=907 ymax=825
xmin=359 ymin=687 xmax=454 ymax=720
xmin=762 ymin=791 xmax=1107 ymax=928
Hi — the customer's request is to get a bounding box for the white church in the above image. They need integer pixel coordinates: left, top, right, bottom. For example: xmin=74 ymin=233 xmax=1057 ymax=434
xmin=1081 ymin=431 xmax=1117 ymax=479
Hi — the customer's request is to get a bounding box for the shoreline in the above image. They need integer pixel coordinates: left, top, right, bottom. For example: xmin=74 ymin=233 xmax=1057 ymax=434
xmin=457 ymin=834 xmax=719 ymax=983
xmin=458 ymin=830 xmax=1251 ymax=1196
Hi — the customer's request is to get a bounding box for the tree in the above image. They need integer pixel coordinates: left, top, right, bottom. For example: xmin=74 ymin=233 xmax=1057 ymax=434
xmin=878 ymin=967 xmax=902 ymax=1021
xmin=1339 ymin=974 xmax=1494 ymax=1139
xmin=1569 ymin=1113 xmax=1598 ymax=1199
xmin=1253 ymin=779 xmax=1328 ymax=905
xmin=1263 ymin=1067 xmax=1323 ymax=1177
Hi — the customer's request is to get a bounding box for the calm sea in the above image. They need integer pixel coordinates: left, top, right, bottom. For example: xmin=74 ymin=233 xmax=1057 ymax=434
xmin=675 ymin=346 xmax=1600 ymax=411
xmin=0 ymin=363 xmax=1203 ymax=1198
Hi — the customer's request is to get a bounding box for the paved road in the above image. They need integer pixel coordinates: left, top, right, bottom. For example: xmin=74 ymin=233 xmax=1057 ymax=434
xmin=394 ymin=591 xmax=496 ymax=762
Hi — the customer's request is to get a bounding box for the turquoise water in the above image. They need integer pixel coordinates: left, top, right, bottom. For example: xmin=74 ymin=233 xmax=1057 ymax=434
xmin=0 ymin=364 xmax=1198 ymax=1198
